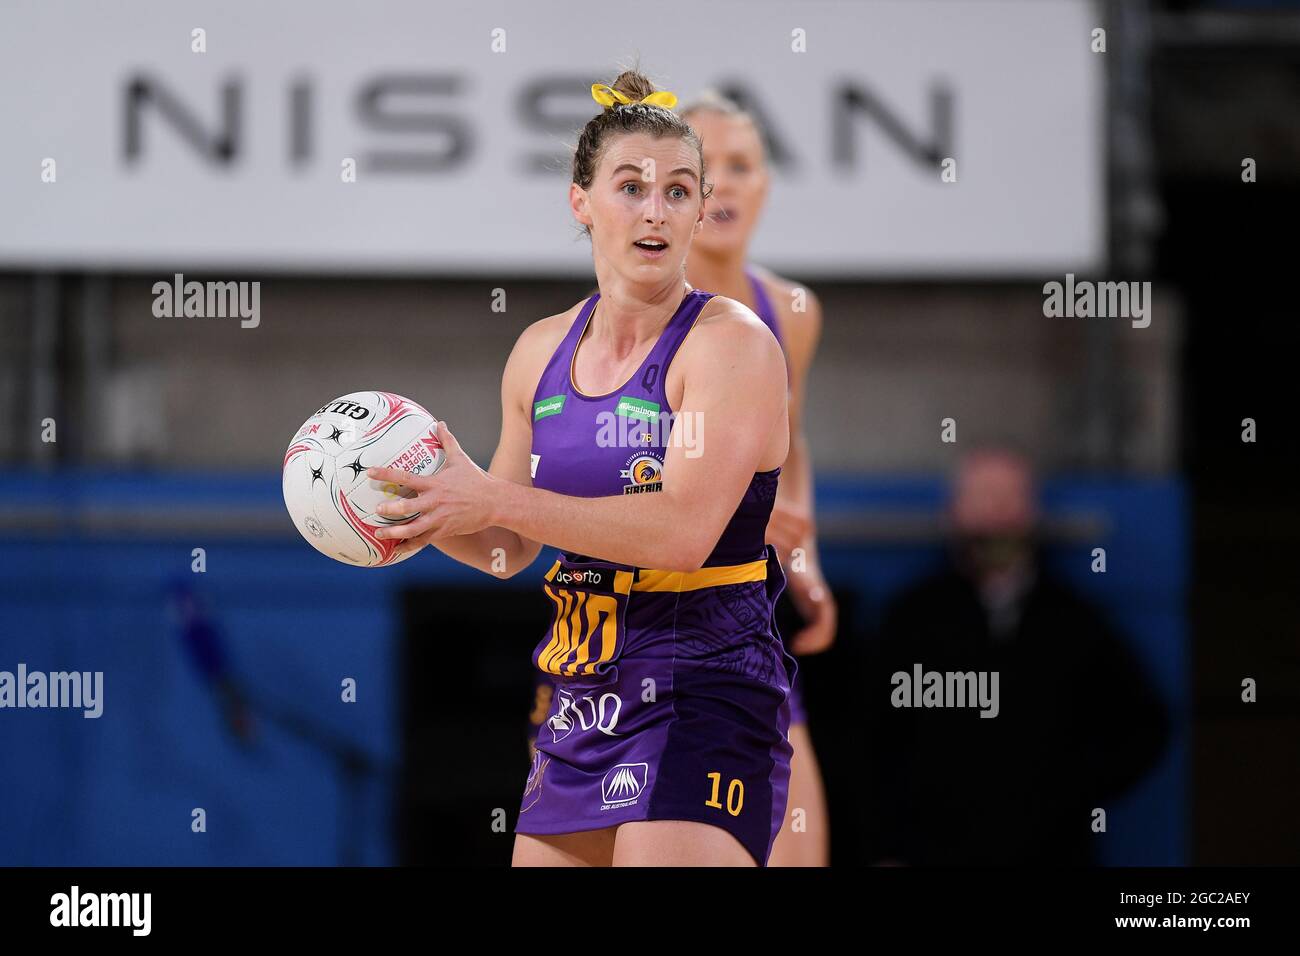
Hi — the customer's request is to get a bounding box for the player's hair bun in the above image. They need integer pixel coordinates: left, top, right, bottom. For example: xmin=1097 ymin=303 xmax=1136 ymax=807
xmin=602 ymin=69 xmax=657 ymax=111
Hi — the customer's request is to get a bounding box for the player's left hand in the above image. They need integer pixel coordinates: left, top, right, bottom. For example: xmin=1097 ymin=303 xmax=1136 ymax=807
xmin=785 ymin=563 xmax=838 ymax=655
xmin=368 ymin=421 xmax=495 ymax=545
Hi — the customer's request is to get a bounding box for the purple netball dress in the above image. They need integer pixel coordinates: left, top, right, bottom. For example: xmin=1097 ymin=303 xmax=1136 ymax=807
xmin=744 ymin=269 xmax=809 ymax=728
xmin=515 ymin=288 xmax=797 ymax=865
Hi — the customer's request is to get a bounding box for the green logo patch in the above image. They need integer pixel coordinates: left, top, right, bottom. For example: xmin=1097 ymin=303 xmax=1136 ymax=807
xmin=533 ymin=395 xmax=566 ymax=420
xmin=615 ymin=396 xmax=660 ymax=421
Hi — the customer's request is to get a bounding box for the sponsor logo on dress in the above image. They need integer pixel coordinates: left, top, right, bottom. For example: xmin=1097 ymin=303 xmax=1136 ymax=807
xmin=530 ymin=453 xmax=540 ymax=478
xmin=554 ymin=568 xmax=604 ymax=586
xmin=547 ymin=687 xmax=622 ymax=743
xmin=614 ymin=395 xmax=660 ymax=421
xmin=534 ymin=395 xmax=566 ymax=420
xmin=600 ymin=762 xmax=648 ymax=811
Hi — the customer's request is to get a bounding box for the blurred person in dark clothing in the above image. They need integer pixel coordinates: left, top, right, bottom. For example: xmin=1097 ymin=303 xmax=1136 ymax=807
xmin=864 ymin=448 xmax=1171 ymax=865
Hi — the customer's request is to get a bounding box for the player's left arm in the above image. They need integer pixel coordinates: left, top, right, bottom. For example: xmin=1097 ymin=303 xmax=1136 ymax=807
xmin=767 ymin=280 xmax=838 ymax=654
xmin=767 ymin=282 xmax=821 ymax=555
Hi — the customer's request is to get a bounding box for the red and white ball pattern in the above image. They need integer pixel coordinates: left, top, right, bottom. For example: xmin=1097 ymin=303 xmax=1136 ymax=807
xmin=282 ymin=390 xmax=444 ymax=567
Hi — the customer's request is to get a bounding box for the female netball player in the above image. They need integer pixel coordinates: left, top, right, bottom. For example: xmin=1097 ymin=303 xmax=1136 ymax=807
xmin=680 ymin=92 xmax=836 ymax=867
xmin=367 ymin=69 xmax=796 ymax=867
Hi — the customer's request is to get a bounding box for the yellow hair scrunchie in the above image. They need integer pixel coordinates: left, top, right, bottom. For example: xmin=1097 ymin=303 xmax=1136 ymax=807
xmin=590 ymin=83 xmax=678 ymax=111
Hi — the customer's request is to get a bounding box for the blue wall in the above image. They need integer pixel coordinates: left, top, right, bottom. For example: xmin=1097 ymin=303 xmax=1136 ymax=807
xmin=815 ymin=474 xmax=1189 ymax=866
xmin=0 ymin=470 xmax=1187 ymax=865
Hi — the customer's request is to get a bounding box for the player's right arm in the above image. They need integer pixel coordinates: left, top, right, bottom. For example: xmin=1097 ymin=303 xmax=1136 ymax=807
xmin=403 ymin=312 xmax=564 ymax=577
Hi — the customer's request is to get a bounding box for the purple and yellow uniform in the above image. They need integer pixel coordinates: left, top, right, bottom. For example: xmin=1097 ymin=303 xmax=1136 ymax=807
xmin=515 ymin=288 xmax=797 ymax=865
xmin=743 ymin=268 xmax=808 ymax=727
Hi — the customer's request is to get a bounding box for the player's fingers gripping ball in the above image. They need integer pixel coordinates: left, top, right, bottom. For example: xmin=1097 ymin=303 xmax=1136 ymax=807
xmin=371 ymin=421 xmax=492 ymax=541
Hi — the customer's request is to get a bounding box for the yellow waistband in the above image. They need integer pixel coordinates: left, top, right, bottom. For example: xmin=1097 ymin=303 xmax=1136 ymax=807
xmin=632 ymin=557 xmax=768 ymax=592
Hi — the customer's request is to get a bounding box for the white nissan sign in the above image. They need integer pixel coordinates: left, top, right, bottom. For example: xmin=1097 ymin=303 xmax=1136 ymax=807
xmin=0 ymin=0 xmax=1104 ymax=277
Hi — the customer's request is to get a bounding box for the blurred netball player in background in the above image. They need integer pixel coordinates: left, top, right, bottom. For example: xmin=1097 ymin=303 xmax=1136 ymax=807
xmin=369 ymin=68 xmax=797 ymax=866
xmin=681 ymin=91 xmax=835 ymax=867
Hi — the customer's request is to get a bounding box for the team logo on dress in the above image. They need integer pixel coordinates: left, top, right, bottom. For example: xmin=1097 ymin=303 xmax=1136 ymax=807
xmin=620 ymin=453 xmax=663 ymax=494
xmin=547 ymin=687 xmax=622 ymax=743
xmin=600 ymin=762 xmax=649 ymax=810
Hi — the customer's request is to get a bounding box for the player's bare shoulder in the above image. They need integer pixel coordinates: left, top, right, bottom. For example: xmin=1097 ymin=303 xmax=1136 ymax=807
xmin=515 ymin=299 xmax=584 ymax=360
xmin=502 ymin=298 xmax=586 ymax=408
xmin=506 ymin=299 xmax=585 ymax=375
xmin=691 ymin=292 xmax=780 ymax=350
xmin=747 ymin=264 xmax=822 ymax=337
xmin=680 ymin=292 xmax=785 ymax=375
